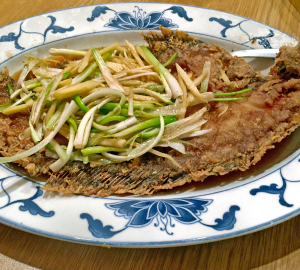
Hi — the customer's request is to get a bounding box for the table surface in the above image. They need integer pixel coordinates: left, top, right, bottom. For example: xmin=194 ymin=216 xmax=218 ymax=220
xmin=0 ymin=0 xmax=300 ymax=269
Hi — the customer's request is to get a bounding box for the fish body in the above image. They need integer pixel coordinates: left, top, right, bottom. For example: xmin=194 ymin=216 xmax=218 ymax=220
xmin=0 ymin=28 xmax=300 ymax=196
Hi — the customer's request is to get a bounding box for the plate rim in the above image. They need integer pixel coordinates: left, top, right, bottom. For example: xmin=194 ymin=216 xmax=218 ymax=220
xmin=0 ymin=2 xmax=299 ymax=247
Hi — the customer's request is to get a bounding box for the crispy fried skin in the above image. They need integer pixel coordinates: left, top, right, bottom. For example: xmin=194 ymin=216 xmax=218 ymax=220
xmin=1 ymin=28 xmax=300 ymax=197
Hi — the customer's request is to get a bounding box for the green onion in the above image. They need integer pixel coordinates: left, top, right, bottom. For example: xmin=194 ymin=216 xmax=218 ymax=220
xmin=213 ymin=97 xmax=247 ymax=101
xmin=158 ymin=69 xmax=172 ymax=97
xmin=146 ymin=85 xmax=165 ymax=92
xmin=31 ymin=72 xmax=63 ymax=126
xmin=49 ymin=48 xmax=87 ymax=56
xmin=46 ymin=102 xmax=66 ymax=130
xmin=103 ymin=114 xmax=165 ymax=162
xmin=101 ymin=102 xmax=155 ymax=112
xmin=11 ymin=92 xmax=34 ymax=107
xmin=133 ymin=110 xmax=157 ymax=119
xmin=29 ymin=120 xmax=41 ymax=143
xmin=26 ymin=82 xmax=42 ymax=90
xmin=214 ymin=88 xmax=253 ymax=96
xmin=49 ymin=139 xmax=68 ymax=162
xmin=0 ymin=102 xmax=13 ymax=112
xmin=74 ymin=91 xmax=124 ymax=149
xmin=46 ymin=144 xmax=55 ymax=152
xmin=71 ymin=62 xmax=97 ymax=85
xmin=62 ymin=72 xmax=72 ymax=80
xmin=101 ymin=102 xmax=119 ymax=111
xmin=92 ymin=121 xmax=115 ymax=132
xmin=7 ymin=83 xmax=14 ymax=96
xmin=100 ymin=108 xmax=158 ymax=119
xmin=92 ymin=48 xmax=124 ymax=92
xmin=46 ymin=101 xmax=53 ymax=108
xmin=108 ymin=116 xmax=138 ymax=134
xmin=102 ymin=51 xmax=114 ymax=61
xmin=99 ymin=115 xmax=128 ymax=125
xmin=90 ymin=128 xmax=103 ymax=133
xmin=99 ymin=107 xmax=128 ymax=118
xmin=67 ymin=117 xmax=78 ymax=133
xmin=53 ymin=80 xmax=101 ymax=99
xmin=140 ymin=127 xmax=160 ymax=138
xmin=73 ymin=94 xmax=89 ymax=113
xmin=200 ymin=61 xmax=211 ymax=93
xmin=163 ymin=52 xmax=178 ymax=67
xmin=140 ymin=46 xmax=182 ymax=98
xmin=81 ymin=146 xmax=126 ymax=156
xmin=50 ymin=125 xmax=76 ymax=172
xmin=82 ymin=155 xmax=89 ymax=164
xmin=110 ymin=116 xmax=177 ymax=137
xmin=0 ymin=102 xmax=73 ymax=163
xmin=133 ymin=88 xmax=173 ymax=104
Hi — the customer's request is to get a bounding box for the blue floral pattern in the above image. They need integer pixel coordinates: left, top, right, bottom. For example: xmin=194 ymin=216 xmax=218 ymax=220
xmin=0 ymin=15 xmax=74 ymax=50
xmin=0 ymin=3 xmax=298 ymax=246
xmin=250 ymin=167 xmax=300 ymax=207
xmin=87 ymin=6 xmax=193 ymax=30
xmin=209 ymin=17 xmax=274 ymax=49
xmin=0 ymin=175 xmax=54 ymax=217
xmin=80 ymin=198 xmax=240 ymax=238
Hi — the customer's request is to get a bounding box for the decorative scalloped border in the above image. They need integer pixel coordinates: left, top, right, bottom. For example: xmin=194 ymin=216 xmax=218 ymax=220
xmin=0 ymin=3 xmax=298 ymax=247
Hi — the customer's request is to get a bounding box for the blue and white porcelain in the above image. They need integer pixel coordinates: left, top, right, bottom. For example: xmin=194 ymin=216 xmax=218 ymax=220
xmin=0 ymin=3 xmax=298 ymax=247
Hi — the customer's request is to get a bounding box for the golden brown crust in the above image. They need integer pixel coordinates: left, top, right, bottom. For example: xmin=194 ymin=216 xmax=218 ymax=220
xmin=1 ymin=29 xmax=300 ymax=197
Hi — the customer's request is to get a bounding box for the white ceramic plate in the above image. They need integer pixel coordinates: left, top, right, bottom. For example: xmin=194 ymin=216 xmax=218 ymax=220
xmin=0 ymin=3 xmax=299 ymax=247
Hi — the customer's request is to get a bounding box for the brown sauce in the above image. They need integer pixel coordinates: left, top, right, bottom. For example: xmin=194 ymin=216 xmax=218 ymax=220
xmin=152 ymin=126 xmax=300 ymax=196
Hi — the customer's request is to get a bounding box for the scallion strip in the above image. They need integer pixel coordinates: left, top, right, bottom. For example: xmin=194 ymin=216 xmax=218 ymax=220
xmin=108 ymin=117 xmax=138 ymax=134
xmin=73 ymin=94 xmax=88 ymax=113
xmin=99 ymin=115 xmax=128 ymax=125
xmin=140 ymin=127 xmax=160 ymax=138
xmin=7 ymin=83 xmax=14 ymax=96
xmin=110 ymin=116 xmax=176 ymax=137
xmin=46 ymin=101 xmax=53 ymax=108
xmin=133 ymin=110 xmax=158 ymax=119
xmin=31 ymin=72 xmax=63 ymax=125
xmin=71 ymin=62 xmax=97 ymax=85
xmin=67 ymin=117 xmax=78 ymax=133
xmin=92 ymin=48 xmax=125 ymax=92
xmin=0 ymin=102 xmax=74 ymax=163
xmin=102 ymin=114 xmax=165 ymax=162
xmin=213 ymin=97 xmax=247 ymax=101
xmin=11 ymin=92 xmax=34 ymax=107
xmin=133 ymin=88 xmax=173 ymax=104
xmin=99 ymin=108 xmax=129 ymax=117
xmin=49 ymin=125 xmax=76 ymax=172
xmin=29 ymin=120 xmax=41 ymax=143
xmin=101 ymin=51 xmax=114 ymax=61
xmin=163 ymin=52 xmax=178 ymax=67
xmin=82 ymin=155 xmax=89 ymax=164
xmin=214 ymin=88 xmax=253 ymax=96
xmin=0 ymin=102 xmax=13 ymax=112
xmin=62 ymin=72 xmax=72 ymax=80
xmin=140 ymin=46 xmax=183 ymax=98
xmin=90 ymin=128 xmax=103 ymax=133
xmin=25 ymin=82 xmax=42 ymax=90
xmin=147 ymin=85 xmax=165 ymax=92
xmin=81 ymin=146 xmax=125 ymax=156
xmin=46 ymin=144 xmax=55 ymax=152
xmin=101 ymin=102 xmax=155 ymax=111
xmin=49 ymin=139 xmax=68 ymax=162
xmin=49 ymin=48 xmax=87 ymax=56
xmin=46 ymin=102 xmax=66 ymax=130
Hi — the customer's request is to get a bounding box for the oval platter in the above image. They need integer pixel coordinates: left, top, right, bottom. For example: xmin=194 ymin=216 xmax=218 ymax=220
xmin=0 ymin=3 xmax=299 ymax=247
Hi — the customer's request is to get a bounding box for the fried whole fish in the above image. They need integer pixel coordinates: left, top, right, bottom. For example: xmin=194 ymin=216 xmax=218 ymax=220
xmin=0 ymin=27 xmax=300 ymax=197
